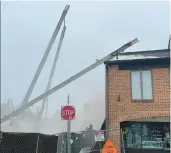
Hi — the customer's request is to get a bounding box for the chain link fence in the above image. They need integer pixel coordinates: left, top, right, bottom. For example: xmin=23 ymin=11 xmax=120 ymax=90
xmin=0 ymin=131 xmax=58 ymax=153
xmin=0 ymin=129 xmax=122 ymax=153
xmin=56 ymin=129 xmax=122 ymax=153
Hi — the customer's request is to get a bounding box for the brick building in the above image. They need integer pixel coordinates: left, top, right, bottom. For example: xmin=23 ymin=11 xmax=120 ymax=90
xmin=104 ymin=49 xmax=170 ymax=153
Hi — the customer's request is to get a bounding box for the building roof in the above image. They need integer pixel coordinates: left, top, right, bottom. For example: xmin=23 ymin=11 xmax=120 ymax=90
xmin=104 ymin=49 xmax=170 ymax=65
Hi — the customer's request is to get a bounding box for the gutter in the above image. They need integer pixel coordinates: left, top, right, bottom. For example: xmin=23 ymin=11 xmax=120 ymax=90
xmin=120 ymin=49 xmax=169 ymax=56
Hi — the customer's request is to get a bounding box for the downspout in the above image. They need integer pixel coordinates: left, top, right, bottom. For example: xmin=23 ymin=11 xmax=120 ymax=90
xmin=105 ymin=64 xmax=109 ymax=139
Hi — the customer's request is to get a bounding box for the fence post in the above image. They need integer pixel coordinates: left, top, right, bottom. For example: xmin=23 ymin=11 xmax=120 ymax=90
xmin=60 ymin=133 xmax=64 ymax=153
xmin=35 ymin=133 xmax=40 ymax=153
xmin=0 ymin=131 xmax=2 ymax=150
xmin=63 ymin=133 xmax=67 ymax=153
xmin=99 ymin=141 xmax=101 ymax=153
xmin=0 ymin=131 xmax=2 ymax=143
xmin=56 ymin=133 xmax=59 ymax=153
xmin=56 ymin=133 xmax=64 ymax=153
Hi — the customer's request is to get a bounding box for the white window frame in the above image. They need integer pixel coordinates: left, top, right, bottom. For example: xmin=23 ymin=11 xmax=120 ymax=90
xmin=131 ymin=70 xmax=153 ymax=100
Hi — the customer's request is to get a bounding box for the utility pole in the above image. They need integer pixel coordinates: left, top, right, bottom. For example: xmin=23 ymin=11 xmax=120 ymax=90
xmin=67 ymin=94 xmax=71 ymax=153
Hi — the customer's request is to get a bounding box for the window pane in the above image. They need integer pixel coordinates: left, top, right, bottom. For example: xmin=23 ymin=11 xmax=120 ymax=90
xmin=131 ymin=71 xmax=141 ymax=99
xmin=142 ymin=70 xmax=153 ymax=99
xmin=142 ymin=123 xmax=163 ymax=149
xmin=123 ymin=123 xmax=141 ymax=148
xmin=163 ymin=123 xmax=170 ymax=150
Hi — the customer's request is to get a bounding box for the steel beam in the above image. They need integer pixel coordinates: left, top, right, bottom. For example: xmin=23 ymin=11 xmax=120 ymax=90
xmin=21 ymin=5 xmax=70 ymax=106
xmin=0 ymin=38 xmax=138 ymax=123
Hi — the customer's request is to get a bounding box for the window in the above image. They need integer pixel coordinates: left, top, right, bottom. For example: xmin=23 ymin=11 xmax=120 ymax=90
xmin=122 ymin=123 xmax=141 ymax=148
xmin=122 ymin=122 xmax=170 ymax=151
xmin=142 ymin=123 xmax=163 ymax=149
xmin=131 ymin=70 xmax=153 ymax=100
xmin=163 ymin=123 xmax=170 ymax=151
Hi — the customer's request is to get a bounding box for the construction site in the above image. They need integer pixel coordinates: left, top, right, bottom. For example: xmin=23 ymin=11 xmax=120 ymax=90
xmin=0 ymin=4 xmax=118 ymax=153
xmin=1 ymin=2 xmax=170 ymax=153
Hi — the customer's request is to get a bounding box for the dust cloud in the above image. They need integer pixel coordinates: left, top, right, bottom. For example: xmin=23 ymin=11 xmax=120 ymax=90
xmin=1 ymin=99 xmax=105 ymax=134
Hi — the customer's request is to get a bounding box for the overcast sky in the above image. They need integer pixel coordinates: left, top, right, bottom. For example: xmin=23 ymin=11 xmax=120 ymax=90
xmin=1 ymin=1 xmax=170 ymax=117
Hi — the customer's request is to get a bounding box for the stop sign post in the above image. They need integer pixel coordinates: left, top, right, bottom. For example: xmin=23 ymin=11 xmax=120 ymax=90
xmin=62 ymin=94 xmax=74 ymax=153
xmin=61 ymin=105 xmax=75 ymax=120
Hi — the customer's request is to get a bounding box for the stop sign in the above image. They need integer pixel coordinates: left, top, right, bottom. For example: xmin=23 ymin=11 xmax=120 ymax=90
xmin=61 ymin=106 xmax=75 ymax=120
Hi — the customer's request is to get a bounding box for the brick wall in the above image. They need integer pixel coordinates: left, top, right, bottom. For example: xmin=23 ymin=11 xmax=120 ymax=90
xmin=107 ymin=66 xmax=170 ymax=152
